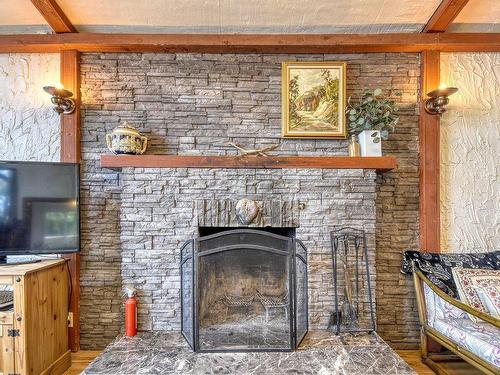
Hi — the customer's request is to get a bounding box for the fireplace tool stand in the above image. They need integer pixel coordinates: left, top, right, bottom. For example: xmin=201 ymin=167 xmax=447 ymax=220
xmin=329 ymin=227 xmax=376 ymax=334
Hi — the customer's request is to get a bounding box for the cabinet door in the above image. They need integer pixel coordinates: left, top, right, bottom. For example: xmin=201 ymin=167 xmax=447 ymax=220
xmin=0 ymin=323 xmax=15 ymax=375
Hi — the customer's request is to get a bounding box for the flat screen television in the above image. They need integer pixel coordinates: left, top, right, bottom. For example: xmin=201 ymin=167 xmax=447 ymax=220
xmin=0 ymin=161 xmax=80 ymax=260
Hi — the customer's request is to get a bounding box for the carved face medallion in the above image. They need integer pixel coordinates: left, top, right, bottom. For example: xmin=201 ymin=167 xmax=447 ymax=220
xmin=236 ymin=199 xmax=260 ymax=225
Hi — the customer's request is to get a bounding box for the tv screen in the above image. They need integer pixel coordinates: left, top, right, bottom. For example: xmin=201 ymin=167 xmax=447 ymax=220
xmin=0 ymin=161 xmax=79 ymax=255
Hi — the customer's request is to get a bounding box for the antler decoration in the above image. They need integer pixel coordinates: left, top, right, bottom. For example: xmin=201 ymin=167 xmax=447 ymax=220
xmin=228 ymin=142 xmax=279 ymax=157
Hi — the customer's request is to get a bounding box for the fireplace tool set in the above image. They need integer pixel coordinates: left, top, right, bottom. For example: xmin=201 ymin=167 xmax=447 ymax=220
xmin=329 ymin=227 xmax=376 ymax=334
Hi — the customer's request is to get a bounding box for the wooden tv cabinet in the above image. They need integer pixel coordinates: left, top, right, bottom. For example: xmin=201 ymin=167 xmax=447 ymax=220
xmin=0 ymin=259 xmax=70 ymax=375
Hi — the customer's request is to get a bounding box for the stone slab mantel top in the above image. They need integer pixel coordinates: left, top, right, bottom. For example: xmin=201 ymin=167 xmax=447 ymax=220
xmin=100 ymin=154 xmax=397 ymax=171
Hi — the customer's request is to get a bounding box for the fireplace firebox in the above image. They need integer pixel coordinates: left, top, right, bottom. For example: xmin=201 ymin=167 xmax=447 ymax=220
xmin=180 ymin=228 xmax=308 ymax=352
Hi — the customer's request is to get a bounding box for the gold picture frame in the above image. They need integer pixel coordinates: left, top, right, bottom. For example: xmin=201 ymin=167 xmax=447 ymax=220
xmin=282 ymin=61 xmax=347 ymax=138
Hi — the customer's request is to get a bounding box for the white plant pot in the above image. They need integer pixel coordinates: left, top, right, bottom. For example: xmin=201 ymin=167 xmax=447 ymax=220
xmin=358 ymin=130 xmax=382 ymax=157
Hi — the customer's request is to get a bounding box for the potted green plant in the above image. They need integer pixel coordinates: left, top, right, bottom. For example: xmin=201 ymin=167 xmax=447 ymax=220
xmin=346 ymin=88 xmax=399 ymax=156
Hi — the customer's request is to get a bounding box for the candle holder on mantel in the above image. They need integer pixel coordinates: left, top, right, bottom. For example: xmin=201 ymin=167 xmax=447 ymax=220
xmin=329 ymin=226 xmax=376 ymax=334
xmin=348 ymin=135 xmax=361 ymax=157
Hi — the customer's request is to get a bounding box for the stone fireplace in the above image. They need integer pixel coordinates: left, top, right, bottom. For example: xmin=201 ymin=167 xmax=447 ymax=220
xmin=79 ymin=52 xmax=420 ymax=349
xmin=181 ymin=227 xmax=308 ymax=352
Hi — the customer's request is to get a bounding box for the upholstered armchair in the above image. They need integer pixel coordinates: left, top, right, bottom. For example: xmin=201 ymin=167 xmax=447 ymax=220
xmin=401 ymin=251 xmax=500 ymax=375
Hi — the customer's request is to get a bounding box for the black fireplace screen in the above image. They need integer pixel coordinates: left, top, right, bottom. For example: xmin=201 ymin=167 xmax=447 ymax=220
xmin=181 ymin=229 xmax=308 ymax=352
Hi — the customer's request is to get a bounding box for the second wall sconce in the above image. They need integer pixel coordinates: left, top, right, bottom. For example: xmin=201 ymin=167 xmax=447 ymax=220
xmin=43 ymin=85 xmax=76 ymax=115
xmin=424 ymin=85 xmax=458 ymax=115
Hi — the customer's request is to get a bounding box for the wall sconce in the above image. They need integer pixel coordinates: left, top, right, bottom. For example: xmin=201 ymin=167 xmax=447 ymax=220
xmin=43 ymin=85 xmax=76 ymax=115
xmin=424 ymin=84 xmax=458 ymax=115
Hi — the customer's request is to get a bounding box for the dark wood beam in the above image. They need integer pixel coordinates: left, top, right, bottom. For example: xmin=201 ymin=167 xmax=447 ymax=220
xmin=31 ymin=0 xmax=76 ymax=33
xmin=0 ymin=33 xmax=498 ymax=53
xmin=60 ymin=50 xmax=80 ymax=162
xmin=100 ymin=155 xmax=397 ymax=172
xmin=423 ymin=0 xmax=470 ymax=32
xmin=419 ymin=50 xmax=444 ymax=354
xmin=60 ymin=49 xmax=81 ymax=352
xmin=419 ymin=50 xmax=441 ymax=252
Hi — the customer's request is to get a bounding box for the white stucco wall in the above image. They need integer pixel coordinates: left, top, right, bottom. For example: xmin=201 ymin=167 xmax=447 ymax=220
xmin=440 ymin=52 xmax=500 ymax=252
xmin=0 ymin=53 xmax=60 ymax=161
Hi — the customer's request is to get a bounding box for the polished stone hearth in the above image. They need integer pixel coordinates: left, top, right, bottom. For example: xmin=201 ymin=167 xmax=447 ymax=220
xmin=82 ymin=331 xmax=415 ymax=375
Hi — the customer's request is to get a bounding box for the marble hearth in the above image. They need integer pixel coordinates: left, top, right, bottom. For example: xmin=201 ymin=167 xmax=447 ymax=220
xmin=82 ymin=331 xmax=416 ymax=375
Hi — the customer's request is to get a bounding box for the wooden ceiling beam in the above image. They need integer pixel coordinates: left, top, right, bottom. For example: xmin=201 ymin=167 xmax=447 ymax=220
xmin=31 ymin=0 xmax=76 ymax=33
xmin=0 ymin=32 xmax=498 ymax=53
xmin=423 ymin=0 xmax=470 ymax=32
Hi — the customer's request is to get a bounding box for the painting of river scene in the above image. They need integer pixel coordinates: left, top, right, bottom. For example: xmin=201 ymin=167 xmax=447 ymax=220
xmin=282 ymin=62 xmax=346 ymax=138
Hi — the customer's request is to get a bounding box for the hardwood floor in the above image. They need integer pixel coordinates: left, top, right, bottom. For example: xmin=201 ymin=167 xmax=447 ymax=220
xmin=64 ymin=349 xmax=480 ymax=374
xmin=63 ymin=351 xmax=101 ymax=375
xmin=395 ymin=350 xmax=482 ymax=375
xmin=396 ymin=350 xmax=436 ymax=375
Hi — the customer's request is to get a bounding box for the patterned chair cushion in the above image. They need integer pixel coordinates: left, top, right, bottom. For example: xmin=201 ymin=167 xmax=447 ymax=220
xmin=423 ymin=283 xmax=468 ymax=326
xmin=434 ymin=317 xmax=500 ymax=369
xmin=476 ymin=283 xmax=500 ymax=319
xmin=401 ymin=250 xmax=500 ymax=298
xmin=452 ymin=268 xmax=500 ymax=322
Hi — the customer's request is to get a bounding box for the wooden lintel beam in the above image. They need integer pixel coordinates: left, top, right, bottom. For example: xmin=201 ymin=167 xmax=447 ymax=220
xmin=31 ymin=0 xmax=76 ymax=33
xmin=424 ymin=0 xmax=470 ymax=33
xmin=60 ymin=50 xmax=81 ymax=352
xmin=419 ymin=50 xmax=441 ymax=252
xmin=0 ymin=33 xmax=498 ymax=53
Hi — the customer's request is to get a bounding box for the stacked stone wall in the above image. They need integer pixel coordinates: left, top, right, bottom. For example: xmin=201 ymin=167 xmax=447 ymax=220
xmin=80 ymin=52 xmax=420 ymax=349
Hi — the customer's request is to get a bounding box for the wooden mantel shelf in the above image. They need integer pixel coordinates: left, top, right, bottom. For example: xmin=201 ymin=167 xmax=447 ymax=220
xmin=100 ymin=154 xmax=397 ymax=172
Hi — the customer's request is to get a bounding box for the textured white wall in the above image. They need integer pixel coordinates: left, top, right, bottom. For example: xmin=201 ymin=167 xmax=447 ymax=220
xmin=0 ymin=53 xmax=60 ymax=161
xmin=440 ymin=53 xmax=500 ymax=252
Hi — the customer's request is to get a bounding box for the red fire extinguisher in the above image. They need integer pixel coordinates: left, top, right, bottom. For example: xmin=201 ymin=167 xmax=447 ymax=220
xmin=124 ymin=286 xmax=137 ymax=337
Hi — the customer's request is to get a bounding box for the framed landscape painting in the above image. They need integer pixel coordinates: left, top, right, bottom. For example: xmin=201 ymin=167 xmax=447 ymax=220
xmin=282 ymin=61 xmax=346 ymax=138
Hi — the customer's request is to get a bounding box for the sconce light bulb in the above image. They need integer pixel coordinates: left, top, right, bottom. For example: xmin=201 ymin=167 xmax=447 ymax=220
xmin=55 ymin=82 xmax=64 ymax=90
xmin=43 ymin=85 xmax=75 ymax=115
xmin=438 ymin=83 xmax=448 ymax=91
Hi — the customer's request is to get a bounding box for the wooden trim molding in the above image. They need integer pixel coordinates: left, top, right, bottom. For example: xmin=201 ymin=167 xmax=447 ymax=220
xmin=100 ymin=155 xmax=397 ymax=172
xmin=30 ymin=0 xmax=76 ymax=33
xmin=0 ymin=33 xmax=499 ymax=53
xmin=419 ymin=51 xmax=441 ymax=252
xmin=423 ymin=0 xmax=471 ymax=33
xmin=59 ymin=49 xmax=81 ymax=352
